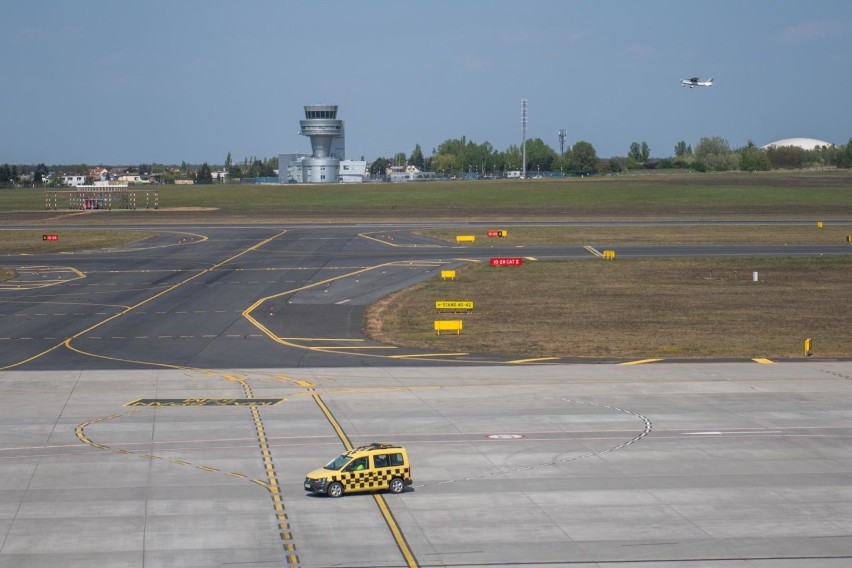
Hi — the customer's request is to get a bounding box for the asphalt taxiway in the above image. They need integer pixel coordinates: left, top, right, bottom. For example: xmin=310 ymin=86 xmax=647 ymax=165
xmin=2 ymin=363 xmax=852 ymax=567
xmin=2 ymin=224 xmax=849 ymax=371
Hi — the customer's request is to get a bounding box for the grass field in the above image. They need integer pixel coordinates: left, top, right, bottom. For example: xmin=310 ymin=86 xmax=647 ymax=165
xmin=365 ymin=256 xmax=851 ymax=359
xmin=2 ymin=170 xmax=852 ymax=223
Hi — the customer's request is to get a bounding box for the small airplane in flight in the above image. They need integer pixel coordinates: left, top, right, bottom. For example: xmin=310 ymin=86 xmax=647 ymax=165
xmin=681 ymin=76 xmax=713 ymax=88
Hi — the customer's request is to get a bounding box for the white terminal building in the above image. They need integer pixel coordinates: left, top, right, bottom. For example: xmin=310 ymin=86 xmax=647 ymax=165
xmin=279 ymin=104 xmax=367 ymax=183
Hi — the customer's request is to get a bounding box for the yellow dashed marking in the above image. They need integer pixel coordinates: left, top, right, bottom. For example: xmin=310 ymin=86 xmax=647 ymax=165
xmin=314 ymin=345 xmax=397 ymax=350
xmin=620 ymin=358 xmax=664 ymax=366
xmin=389 ymin=352 xmax=468 ymax=359
xmin=507 ymin=356 xmax=560 ymax=364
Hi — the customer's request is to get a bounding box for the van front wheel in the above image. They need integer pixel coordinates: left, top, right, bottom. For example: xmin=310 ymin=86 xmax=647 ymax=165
xmin=328 ymin=482 xmax=344 ymax=498
xmin=388 ymin=478 xmax=405 ymax=494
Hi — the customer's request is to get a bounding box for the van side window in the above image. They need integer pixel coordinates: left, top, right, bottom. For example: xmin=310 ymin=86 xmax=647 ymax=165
xmin=389 ymin=453 xmax=404 ymax=467
xmin=374 ymin=454 xmax=389 ymax=468
xmin=345 ymin=457 xmax=368 ymax=472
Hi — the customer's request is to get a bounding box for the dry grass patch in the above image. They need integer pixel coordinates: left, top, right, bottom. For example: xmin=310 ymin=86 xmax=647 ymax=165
xmin=0 ymin=230 xmax=157 ymax=254
xmin=365 ymin=256 xmax=852 ymax=359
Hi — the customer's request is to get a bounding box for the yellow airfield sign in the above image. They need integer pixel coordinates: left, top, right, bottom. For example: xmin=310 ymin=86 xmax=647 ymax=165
xmin=436 ymin=301 xmax=473 ymax=311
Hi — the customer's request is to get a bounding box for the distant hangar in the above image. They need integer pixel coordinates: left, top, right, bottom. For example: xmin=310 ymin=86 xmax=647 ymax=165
xmin=761 ymin=137 xmax=833 ymax=150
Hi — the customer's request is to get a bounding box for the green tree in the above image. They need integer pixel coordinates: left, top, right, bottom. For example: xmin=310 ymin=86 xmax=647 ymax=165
xmin=33 ymin=163 xmax=49 ymax=185
xmin=837 ymin=139 xmax=852 ymax=168
xmin=265 ymin=156 xmax=278 ymax=172
xmin=628 ymin=141 xmax=650 ymax=163
xmin=501 ymin=145 xmax=523 ymax=172
xmin=227 ymin=155 xmax=243 ymax=179
xmin=408 ymin=144 xmax=425 ymax=170
xmin=569 ymin=141 xmax=599 ymax=173
xmin=524 ymin=138 xmax=556 ymax=173
xmin=433 ymin=154 xmax=456 ymax=177
xmin=694 ymin=136 xmax=735 ymax=171
xmin=369 ymin=157 xmax=391 ymax=177
xmin=435 ymin=136 xmax=502 ymax=176
xmin=674 ymin=140 xmax=690 ymax=157
xmin=195 ymin=163 xmax=213 ymax=184
xmin=738 ymin=141 xmax=770 ymax=171
xmin=765 ymin=145 xmax=807 ymax=169
xmin=247 ymin=159 xmax=274 ymax=178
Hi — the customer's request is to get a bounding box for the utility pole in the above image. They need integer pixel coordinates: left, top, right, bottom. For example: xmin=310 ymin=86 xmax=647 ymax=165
xmin=521 ymin=98 xmax=528 ymax=179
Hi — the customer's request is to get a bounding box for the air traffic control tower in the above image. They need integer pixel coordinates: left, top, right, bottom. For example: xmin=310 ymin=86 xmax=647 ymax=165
xmin=299 ymin=104 xmax=345 ymax=183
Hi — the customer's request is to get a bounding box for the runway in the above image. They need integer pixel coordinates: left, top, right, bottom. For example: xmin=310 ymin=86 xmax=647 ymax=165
xmin=1 ymin=223 xmax=852 ymax=567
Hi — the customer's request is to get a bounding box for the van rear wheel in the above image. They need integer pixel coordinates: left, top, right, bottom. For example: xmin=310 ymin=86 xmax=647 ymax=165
xmin=388 ymin=477 xmax=405 ymax=494
xmin=328 ymin=482 xmax=344 ymax=498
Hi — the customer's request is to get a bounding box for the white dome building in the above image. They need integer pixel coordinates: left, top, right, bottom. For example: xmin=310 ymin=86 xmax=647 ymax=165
xmin=761 ymin=137 xmax=833 ymax=150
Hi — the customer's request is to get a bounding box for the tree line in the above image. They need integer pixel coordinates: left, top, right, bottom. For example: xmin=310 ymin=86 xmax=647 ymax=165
xmin=181 ymin=154 xmax=278 ymax=184
xmin=368 ymin=136 xmax=852 ymax=177
xmin=4 ymin=137 xmax=852 ymax=187
xmin=0 ymin=154 xmax=279 ymax=187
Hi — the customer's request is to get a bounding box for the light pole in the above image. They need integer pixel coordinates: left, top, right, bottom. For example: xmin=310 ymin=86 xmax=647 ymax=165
xmin=521 ymin=98 xmax=528 ymax=179
xmin=558 ymin=129 xmax=566 ymax=176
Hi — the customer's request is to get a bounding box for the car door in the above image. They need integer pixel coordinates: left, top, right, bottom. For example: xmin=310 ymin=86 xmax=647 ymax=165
xmin=341 ymin=456 xmax=370 ymax=493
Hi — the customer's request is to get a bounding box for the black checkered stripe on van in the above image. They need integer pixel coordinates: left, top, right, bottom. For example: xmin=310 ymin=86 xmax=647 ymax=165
xmin=331 ymin=467 xmax=409 ymax=490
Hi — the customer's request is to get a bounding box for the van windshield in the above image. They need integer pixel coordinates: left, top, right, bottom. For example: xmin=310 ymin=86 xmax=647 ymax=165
xmin=324 ymin=455 xmax=352 ymax=471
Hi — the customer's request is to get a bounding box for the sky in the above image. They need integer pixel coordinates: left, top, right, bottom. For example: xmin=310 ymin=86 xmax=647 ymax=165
xmin=3 ymin=0 xmax=851 ymax=166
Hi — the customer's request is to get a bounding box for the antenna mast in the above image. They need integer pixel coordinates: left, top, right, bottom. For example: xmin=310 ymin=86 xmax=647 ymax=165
xmin=521 ymin=98 xmax=527 ymax=179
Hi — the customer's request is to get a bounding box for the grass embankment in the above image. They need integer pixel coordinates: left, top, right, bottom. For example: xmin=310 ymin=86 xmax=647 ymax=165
xmin=365 ymin=256 xmax=852 ymax=359
xmin=0 ymin=230 xmax=156 ymax=254
xmin=2 ymin=171 xmax=852 ymax=223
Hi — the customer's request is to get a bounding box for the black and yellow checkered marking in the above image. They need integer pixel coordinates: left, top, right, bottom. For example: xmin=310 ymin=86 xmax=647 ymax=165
xmin=125 ymin=398 xmax=284 ymax=407
xmin=330 ymin=466 xmax=410 ymax=492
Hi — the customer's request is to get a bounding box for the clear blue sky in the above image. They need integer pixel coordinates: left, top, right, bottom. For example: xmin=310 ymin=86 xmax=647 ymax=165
xmin=3 ymin=0 xmax=851 ymax=166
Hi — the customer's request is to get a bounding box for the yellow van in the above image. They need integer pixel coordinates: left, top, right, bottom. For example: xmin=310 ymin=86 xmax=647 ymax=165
xmin=304 ymin=443 xmax=411 ymax=498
